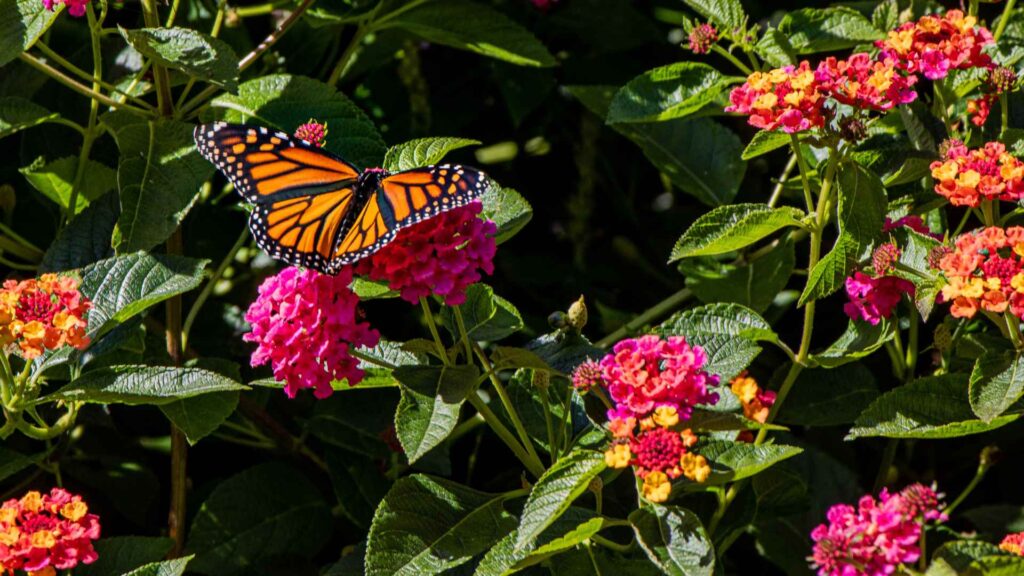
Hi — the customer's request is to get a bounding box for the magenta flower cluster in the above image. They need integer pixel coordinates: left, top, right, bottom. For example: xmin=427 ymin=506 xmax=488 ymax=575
xmin=844 ymin=272 xmax=915 ymax=326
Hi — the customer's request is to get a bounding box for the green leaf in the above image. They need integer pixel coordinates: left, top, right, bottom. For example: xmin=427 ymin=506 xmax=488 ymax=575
xmin=776 ymin=364 xmax=879 ymax=426
xmin=20 ymin=156 xmax=116 ymax=215
xmin=847 ymin=374 xmax=1021 ymax=439
xmin=686 ymin=409 xmax=785 ymax=432
xmin=801 ymin=162 xmax=886 ymax=305
xmin=659 ymin=303 xmax=774 ymax=381
xmin=120 ymin=27 xmax=239 ymax=90
xmin=76 ymin=537 xmax=175 ymax=576
xmin=741 ymin=130 xmax=791 ymax=160
xmin=381 ymin=0 xmax=555 ymax=67
xmin=491 ymin=347 xmax=553 ymax=372
xmin=0 ymin=96 xmax=57 ymax=138
xmin=210 ymin=74 xmax=385 ymax=168
xmin=970 ymin=351 xmax=1024 ymax=422
xmin=476 ymin=508 xmax=603 ymax=575
xmin=569 ymin=85 xmax=745 ymax=206
xmin=681 ymin=0 xmax=745 ymax=32
xmin=670 ymin=204 xmax=805 ymax=260
xmin=40 ymin=191 xmax=119 ymax=272
xmin=629 ymin=504 xmax=715 ymax=576
xmin=394 ymin=365 xmax=480 ymax=462
xmin=812 ymin=320 xmax=894 ymax=368
xmin=119 ymin=557 xmax=193 ymax=576
xmin=525 ymin=331 xmax=603 ymax=374
xmin=690 ymin=440 xmax=802 ymax=486
xmin=684 ymin=239 xmax=795 ymax=313
xmin=440 ymin=284 xmax=523 ymax=341
xmin=0 ymin=446 xmax=43 ymax=483
xmin=159 ymin=391 xmax=239 ymax=445
xmin=607 ymin=63 xmax=738 ymax=124
xmin=754 ymin=28 xmax=796 ymax=67
xmin=326 ymin=447 xmax=391 ymax=529
xmin=47 ymin=365 xmax=246 ymax=405
xmin=932 ymin=540 xmax=1007 ymax=573
xmin=365 ymin=475 xmax=517 ymax=576
xmin=480 ymin=186 xmax=532 ymax=245
xmin=382 ymin=137 xmax=481 ymax=171
xmin=0 ymin=0 xmax=60 ymax=67
xmin=963 ymin=505 xmax=1024 ymax=540
xmin=778 ymin=7 xmax=884 ymax=54
xmin=514 ymin=450 xmax=605 ymax=551
xmin=185 ymin=463 xmax=332 ymax=575
xmin=108 ymin=117 xmax=214 ymax=253
xmin=306 ymin=389 xmax=396 ymax=459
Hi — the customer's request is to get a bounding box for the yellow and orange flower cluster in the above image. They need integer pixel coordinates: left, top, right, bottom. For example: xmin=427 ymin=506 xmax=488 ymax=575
xmin=936 ymin=227 xmax=1024 ymax=319
xmin=876 ymin=10 xmax=992 ymax=80
xmin=730 ymin=373 xmax=777 ymax=443
xmin=0 ymin=274 xmax=91 ymax=359
xmin=930 ymin=141 xmax=1024 ymax=207
xmin=1001 ymin=532 xmax=1024 ymax=556
xmin=725 ymin=61 xmax=827 ymax=133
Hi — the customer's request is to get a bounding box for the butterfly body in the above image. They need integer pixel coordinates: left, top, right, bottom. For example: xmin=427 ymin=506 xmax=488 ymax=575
xmin=194 ymin=122 xmax=489 ymax=274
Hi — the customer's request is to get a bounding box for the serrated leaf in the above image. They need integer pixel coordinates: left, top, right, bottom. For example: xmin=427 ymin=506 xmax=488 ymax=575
xmin=967 ymin=556 xmax=1024 ymax=575
xmin=659 ymin=303 xmax=774 ymax=380
xmin=514 ymin=450 xmax=605 ymax=551
xmin=120 ymin=27 xmax=239 ymax=90
xmin=209 ymin=74 xmax=385 ymax=168
xmin=40 ymin=192 xmax=119 ymax=272
xmin=970 ymin=351 xmax=1024 ymax=422
xmin=630 ymin=504 xmax=714 ymax=576
xmin=382 ymin=137 xmax=480 ymax=171
xmin=681 ymin=0 xmax=745 ymax=32
xmin=440 ymin=284 xmax=523 ymax=341
xmin=933 ymin=540 xmax=1007 ymax=573
xmin=0 ymin=96 xmax=57 ymax=138
xmin=670 ymin=204 xmax=805 ymax=261
xmin=185 ymin=464 xmax=330 ymax=575
xmin=394 ymin=365 xmax=480 ymax=462
xmin=741 ymin=129 xmax=791 ymax=160
xmin=380 ymin=0 xmax=555 ymax=67
xmin=76 ymin=536 xmax=175 ymax=576
xmin=848 ymin=374 xmax=1021 ymax=439
xmin=46 ymin=365 xmax=247 ymax=405
xmin=20 ymin=156 xmax=115 ymax=214
xmin=812 ymin=320 xmax=894 ymax=368
xmin=119 ymin=557 xmax=193 ymax=576
xmin=366 ymin=475 xmax=516 ymax=576
xmin=778 ymin=7 xmax=884 ymax=54
xmin=351 ymin=277 xmax=398 ymax=300
xmin=607 ymin=63 xmax=738 ymax=124
xmin=801 ymin=162 xmax=886 ymax=305
xmin=687 ymin=440 xmax=802 ymax=486
xmin=480 ymin=186 xmax=532 ymax=245
xmin=755 ymin=28 xmax=797 ymax=67
xmin=525 ymin=331 xmax=603 ymax=374
xmin=684 ymin=239 xmax=795 ymax=313
xmin=159 ymin=391 xmax=239 ymax=445
xmin=0 ymin=0 xmax=60 ymax=67
xmin=491 ymin=347 xmax=553 ymax=372
xmin=476 ymin=508 xmax=603 ymax=575
xmin=776 ymin=364 xmax=879 ymax=426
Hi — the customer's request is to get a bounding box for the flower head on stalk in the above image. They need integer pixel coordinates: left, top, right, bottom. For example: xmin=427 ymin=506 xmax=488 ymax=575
xmin=243 ymin=266 xmax=380 ymax=399
xmin=0 ymin=274 xmax=91 ymax=359
xmin=0 ymin=489 xmax=100 ymax=573
xmin=968 ymin=66 xmax=1018 ymax=126
xmin=929 ymin=141 xmax=1024 ymax=207
xmin=294 ymin=120 xmax=328 ymax=147
xmin=936 ymin=226 xmax=1024 ymax=320
xmin=875 ymin=10 xmax=993 ymax=80
xmin=688 ymin=23 xmax=718 ymax=54
xmin=726 ymin=62 xmax=827 ymax=133
xmin=815 ymin=53 xmax=918 ymax=111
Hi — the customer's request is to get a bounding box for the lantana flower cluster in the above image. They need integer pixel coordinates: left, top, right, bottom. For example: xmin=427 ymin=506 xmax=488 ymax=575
xmin=876 ymin=10 xmax=993 ymax=80
xmin=725 ymin=62 xmax=827 ymax=133
xmin=814 ymin=53 xmax=918 ymax=112
xmin=0 ymin=274 xmax=91 ymax=360
xmin=810 ymin=483 xmax=946 ymax=576
xmin=574 ymin=335 xmax=719 ymax=502
xmin=1000 ymin=532 xmax=1024 ymax=556
xmin=41 ymin=0 xmax=90 ymax=17
xmin=0 ymin=489 xmax=100 ymax=574
xmin=930 ymin=141 xmax=1024 ymax=207
xmin=935 ymin=226 xmax=1024 ymax=320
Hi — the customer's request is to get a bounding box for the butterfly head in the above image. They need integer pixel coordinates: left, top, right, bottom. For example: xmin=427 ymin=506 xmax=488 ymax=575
xmin=357 ymin=167 xmax=389 ymax=192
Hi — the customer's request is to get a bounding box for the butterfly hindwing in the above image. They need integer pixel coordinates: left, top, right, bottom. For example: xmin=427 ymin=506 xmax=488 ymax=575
xmin=194 ymin=122 xmax=359 ymax=204
xmin=249 ymin=187 xmax=359 ymax=273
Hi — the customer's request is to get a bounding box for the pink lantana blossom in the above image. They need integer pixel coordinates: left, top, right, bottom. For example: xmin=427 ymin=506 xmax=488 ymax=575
xmin=41 ymin=0 xmax=89 ymax=17
xmin=876 ymin=10 xmax=993 ymax=80
xmin=599 ymin=335 xmax=719 ymax=421
xmin=356 ymin=202 xmax=497 ymax=306
xmin=244 ymin=266 xmax=380 ymax=399
xmin=0 ymin=489 xmax=101 ymax=573
xmin=815 ymin=53 xmax=918 ymax=111
xmin=844 ymin=272 xmax=915 ymax=325
xmin=725 ymin=61 xmax=826 ymax=134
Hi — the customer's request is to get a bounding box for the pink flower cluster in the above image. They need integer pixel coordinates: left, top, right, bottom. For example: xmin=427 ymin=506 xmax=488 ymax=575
xmin=931 ymin=140 xmax=1024 ymax=207
xmin=356 ymin=202 xmax=497 ymax=306
xmin=244 ymin=266 xmax=380 ymax=399
xmin=810 ymin=483 xmax=945 ymax=576
xmin=844 ymin=272 xmax=914 ymax=326
xmin=876 ymin=10 xmax=993 ymax=80
xmin=814 ymin=53 xmax=918 ymax=112
xmin=41 ymin=0 xmax=89 ymax=17
xmin=688 ymin=23 xmax=718 ymax=54
xmin=0 ymin=489 xmax=100 ymax=573
xmin=883 ymin=215 xmax=941 ymax=240
xmin=726 ymin=61 xmax=827 ymax=133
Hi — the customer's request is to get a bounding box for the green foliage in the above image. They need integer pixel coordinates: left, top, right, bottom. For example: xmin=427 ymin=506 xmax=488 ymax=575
xmin=394 ymin=365 xmax=480 ymax=462
xmin=607 ymin=63 xmax=739 ymax=124
xmin=514 ymin=450 xmax=605 ymax=551
xmin=660 ymin=303 xmax=775 ymax=380
xmin=120 ymin=27 xmax=239 ymax=90
xmin=47 ymin=365 xmax=247 ymax=404
xmin=383 ymin=137 xmax=481 ymax=171
xmin=777 ymin=7 xmax=885 ymax=53
xmin=0 ymin=96 xmax=57 ymax=138
xmin=0 ymin=0 xmax=58 ymax=66
xmin=671 ymin=204 xmax=806 ymax=260
xmin=630 ymin=505 xmax=715 ymax=576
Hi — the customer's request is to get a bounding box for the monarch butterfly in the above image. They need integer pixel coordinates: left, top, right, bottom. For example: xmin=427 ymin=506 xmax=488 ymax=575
xmin=193 ymin=122 xmax=489 ymax=274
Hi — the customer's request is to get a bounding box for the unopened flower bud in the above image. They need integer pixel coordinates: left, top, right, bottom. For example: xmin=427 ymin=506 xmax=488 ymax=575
xmin=548 ymin=310 xmax=567 ymax=329
xmin=980 ymin=445 xmax=1003 ymax=469
xmin=294 ymin=119 xmax=328 ymax=147
xmin=872 ymin=242 xmax=901 ymax=275
xmin=838 ymin=116 xmax=868 ymax=142
xmin=532 ymin=370 xmax=550 ymax=391
xmin=688 ymin=23 xmax=718 ymax=54
xmin=989 ymin=66 xmax=1017 ymax=94
xmin=567 ymin=295 xmax=588 ymax=332
xmin=933 ymin=322 xmax=953 ymax=352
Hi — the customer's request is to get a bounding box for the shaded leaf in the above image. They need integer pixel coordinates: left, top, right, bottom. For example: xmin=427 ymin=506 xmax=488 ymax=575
xmin=969 ymin=351 xmax=1024 ymax=422
xmin=480 ymin=186 xmax=532 ymax=245
xmin=776 ymin=363 xmax=879 ymax=426
xmin=383 ymin=137 xmax=480 ymax=171
xmin=812 ymin=320 xmax=894 ymax=368
xmin=159 ymin=391 xmax=239 ymax=445
xmin=40 ymin=191 xmax=119 ymax=272
xmin=607 ymin=63 xmax=738 ymax=124
xmin=630 ymin=504 xmax=715 ymax=576
xmin=0 ymin=96 xmax=57 ymax=138
xmin=741 ymin=130 xmax=791 ymax=160
xmin=76 ymin=536 xmax=175 ymax=576
xmin=120 ymin=557 xmax=193 ymax=576
xmin=0 ymin=0 xmax=60 ymax=67
xmin=120 ymin=27 xmax=239 ymax=90
xmin=21 ymin=156 xmax=115 ymax=214
xmin=684 ymin=239 xmax=795 ymax=313
xmin=394 ymin=365 xmax=480 ymax=462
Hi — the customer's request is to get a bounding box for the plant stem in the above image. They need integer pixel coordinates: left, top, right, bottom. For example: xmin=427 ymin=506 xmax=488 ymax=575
xmin=465 ymin=392 xmax=545 ymax=478
xmin=452 ymin=306 xmax=474 ymax=363
xmin=1002 ymin=92 xmax=1010 ymax=136
xmin=873 ymin=439 xmax=899 ymax=493
xmin=995 ymin=0 xmax=1018 ymax=42
xmin=420 ymin=298 xmax=450 ymax=365
xmin=33 ymin=42 xmax=155 ymax=110
xmin=945 ymin=452 xmax=994 ymax=516
xmin=236 ymin=396 xmax=328 ymax=470
xmin=18 ymin=53 xmax=150 ymax=116
xmin=767 ymin=154 xmax=798 ymax=208
xmin=141 ymin=0 xmax=173 ymax=116
xmin=592 ymin=534 xmax=634 ymax=553
xmin=596 ymin=288 xmax=692 ymax=348
xmin=540 ymin=387 xmax=557 ymax=465
xmin=790 ymin=135 xmax=815 ymax=213
xmin=472 ymin=343 xmax=545 ymax=473
xmin=710 ymin=44 xmax=752 ymax=75
xmin=165 ymin=229 xmax=188 ymax=557
xmin=66 ymin=5 xmax=103 ymax=226
xmin=327 ymin=22 xmax=370 ymax=85
xmin=182 ymin=229 xmax=247 ymax=351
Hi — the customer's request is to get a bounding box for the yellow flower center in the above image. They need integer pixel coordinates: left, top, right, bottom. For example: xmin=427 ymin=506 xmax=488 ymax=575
xmin=603 ymin=443 xmax=631 ymax=469
xmin=60 ymin=501 xmax=88 ymax=522
xmin=680 ymin=453 xmax=711 ymax=483
xmin=30 ymin=529 xmax=56 ymax=549
xmin=641 ymin=471 xmax=672 ymax=503
xmin=652 ymin=406 xmax=679 ymax=428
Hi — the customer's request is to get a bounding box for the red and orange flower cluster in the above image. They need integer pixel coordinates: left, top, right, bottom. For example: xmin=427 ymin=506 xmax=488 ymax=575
xmin=936 ymin=227 xmax=1024 ymax=320
xmin=726 ymin=62 xmax=827 ymax=133
xmin=574 ymin=335 xmax=719 ymax=502
xmin=0 ymin=274 xmax=90 ymax=360
xmin=1001 ymin=532 xmax=1024 ymax=556
xmin=0 ymin=489 xmax=100 ymax=574
xmin=731 ymin=372 xmax=775 ymax=432
xmin=876 ymin=10 xmax=992 ymax=80
xmin=814 ymin=53 xmax=918 ymax=112
xmin=930 ymin=141 xmax=1024 ymax=207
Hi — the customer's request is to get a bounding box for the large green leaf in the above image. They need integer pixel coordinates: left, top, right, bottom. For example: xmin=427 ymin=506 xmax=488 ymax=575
xmin=107 ymin=116 xmax=214 ymax=253
xmin=0 ymin=0 xmax=60 ymax=67
xmin=210 ymin=74 xmax=385 ymax=168
xmin=0 ymin=96 xmax=57 ymax=138
xmin=776 ymin=363 xmax=879 ymax=426
xmin=672 ymin=204 xmax=805 ymax=261
xmin=440 ymin=284 xmax=523 ymax=342
xmin=681 ymin=0 xmax=745 ymax=32
xmin=120 ymin=27 xmax=239 ymax=90
xmin=380 ymin=0 xmax=555 ymax=67
xmin=159 ymin=391 xmax=239 ymax=445
xmin=812 ymin=320 xmax=894 ymax=368
xmin=741 ymin=130 xmax=791 ymax=160
xmin=688 ymin=440 xmax=802 ymax=486
xmin=630 ymin=504 xmax=714 ymax=576
xmin=394 ymin=365 xmax=480 ymax=462
xmin=76 ymin=537 xmax=175 ymax=576
xmin=569 ymin=85 xmax=745 ymax=206
xmin=525 ymin=330 xmax=603 ymax=374
xmin=365 ymin=475 xmax=516 ymax=576
xmin=659 ymin=303 xmax=774 ymax=381
xmin=480 ymin=186 xmax=532 ymax=245
xmin=514 ymin=450 xmax=605 ymax=551
xmin=801 ymin=162 xmax=886 ymax=305
xmin=607 ymin=63 xmax=738 ymax=124
xmin=326 ymin=447 xmax=391 ymax=529
xmin=185 ymin=463 xmax=332 ymax=575
xmin=40 ymin=191 xmax=119 ymax=272
xmin=755 ymin=27 xmax=797 ymax=67
xmin=119 ymin=557 xmax=193 ymax=576
xmin=306 ymin=389 xmax=396 ymax=459
xmin=848 ymin=374 xmax=1021 ymax=439
xmin=970 ymin=351 xmax=1024 ymax=422
xmin=382 ymin=137 xmax=480 ymax=171
xmin=476 ymin=508 xmax=603 ymax=575
xmin=778 ymin=7 xmax=884 ymax=54
xmin=47 ymin=365 xmax=247 ymax=405
xmin=0 ymin=446 xmax=44 ymax=484
xmin=20 ymin=156 xmax=116 ymax=215
xmin=684 ymin=239 xmax=795 ymax=313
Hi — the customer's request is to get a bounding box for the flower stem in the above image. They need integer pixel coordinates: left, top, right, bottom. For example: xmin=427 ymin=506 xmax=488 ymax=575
xmin=420 ymin=298 xmax=450 ymax=366
xmin=945 ymin=450 xmax=995 ymax=516
xmin=595 ymin=288 xmax=692 ymax=348
xmin=465 ymin=392 xmax=545 ymax=478
xmin=710 ymin=44 xmax=752 ymax=75
xmin=18 ymin=53 xmax=151 ymax=117
xmin=182 ymin=229 xmax=248 ymax=351
xmin=995 ymin=0 xmax=1018 ymax=42
xmin=472 ymin=343 xmax=545 ymax=473
xmin=767 ymin=154 xmax=798 ymax=209
xmin=790 ymin=135 xmax=816 ymax=213
xmin=452 ymin=306 xmax=474 ymax=363
xmin=66 ymin=5 xmax=104 ymax=227
xmin=328 ymin=22 xmax=371 ymax=86
xmin=540 ymin=387 xmax=557 ymax=465
xmin=873 ymin=439 xmax=899 ymax=493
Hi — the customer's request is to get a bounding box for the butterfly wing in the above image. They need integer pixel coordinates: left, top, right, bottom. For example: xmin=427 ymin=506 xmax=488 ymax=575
xmin=249 ymin=187 xmax=359 ymax=273
xmin=328 ymin=164 xmax=489 ymax=267
xmin=194 ymin=122 xmax=359 ymax=204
